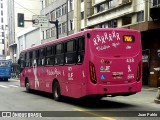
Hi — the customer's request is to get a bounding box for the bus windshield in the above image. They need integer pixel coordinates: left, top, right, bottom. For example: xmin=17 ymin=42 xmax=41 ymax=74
xmin=0 ymin=60 xmax=11 ymax=67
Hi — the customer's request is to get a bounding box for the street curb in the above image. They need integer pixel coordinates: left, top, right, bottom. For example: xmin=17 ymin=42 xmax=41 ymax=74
xmin=154 ymin=87 xmax=160 ymax=104
xmin=154 ymin=99 xmax=160 ymax=104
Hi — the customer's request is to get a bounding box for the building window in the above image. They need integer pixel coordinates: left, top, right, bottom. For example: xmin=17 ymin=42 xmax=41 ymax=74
xmin=51 ymin=10 xmax=55 ymax=20
xmin=108 ymin=0 xmax=114 ymax=8
xmin=46 ymin=29 xmax=50 ymax=39
xmin=97 ymin=3 xmax=106 ymax=13
xmin=70 ymin=20 xmax=73 ymax=31
xmin=69 ymin=0 xmax=73 ymax=11
xmin=62 ymin=22 xmax=67 ymax=33
xmin=3 ymin=50 xmax=5 ymax=55
xmin=81 ymin=11 xmax=84 ymax=20
xmin=122 ymin=16 xmax=132 ymax=26
xmin=137 ymin=11 xmax=144 ymax=22
xmin=98 ymin=23 xmax=107 ymax=28
xmin=56 ymin=7 xmax=61 ymax=18
xmin=1 ymin=25 xmax=3 ymax=30
xmin=1 ymin=3 xmax=3 ymax=8
xmin=41 ymin=0 xmax=44 ymax=9
xmin=2 ymin=32 xmax=4 ymax=37
xmin=2 ymin=39 xmax=4 ymax=44
xmin=108 ymin=19 xmax=117 ymax=28
xmin=51 ymin=27 xmax=55 ymax=37
xmin=62 ymin=4 xmax=67 ymax=15
xmin=153 ymin=0 xmax=160 ymax=7
xmin=1 ymin=18 xmax=3 ymax=23
xmin=42 ymin=31 xmax=45 ymax=40
xmin=1 ymin=10 xmax=3 ymax=15
xmin=58 ymin=24 xmax=61 ymax=34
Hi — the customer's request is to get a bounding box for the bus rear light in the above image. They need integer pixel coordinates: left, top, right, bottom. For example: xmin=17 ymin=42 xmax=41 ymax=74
xmin=89 ymin=61 xmax=97 ymax=84
xmin=136 ymin=62 xmax=141 ymax=82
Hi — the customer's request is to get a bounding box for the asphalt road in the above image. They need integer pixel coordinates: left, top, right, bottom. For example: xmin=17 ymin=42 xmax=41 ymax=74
xmin=0 ymin=79 xmax=159 ymax=120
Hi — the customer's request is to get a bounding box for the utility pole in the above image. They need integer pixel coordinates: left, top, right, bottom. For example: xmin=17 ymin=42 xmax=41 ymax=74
xmin=49 ymin=20 xmax=59 ymax=39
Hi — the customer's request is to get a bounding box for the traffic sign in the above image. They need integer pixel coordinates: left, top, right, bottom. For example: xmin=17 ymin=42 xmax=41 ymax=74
xmin=32 ymin=15 xmax=49 ymax=28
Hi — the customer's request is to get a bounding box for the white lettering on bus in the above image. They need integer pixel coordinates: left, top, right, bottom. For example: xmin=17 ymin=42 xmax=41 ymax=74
xmin=96 ymin=45 xmax=110 ymax=51
xmin=126 ymin=58 xmax=134 ymax=63
xmin=112 ymin=42 xmax=120 ymax=48
xmin=47 ymin=68 xmax=61 ymax=77
xmin=68 ymin=73 xmax=73 ymax=80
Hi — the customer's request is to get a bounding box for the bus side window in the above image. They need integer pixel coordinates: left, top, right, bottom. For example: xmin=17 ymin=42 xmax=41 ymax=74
xmin=77 ymin=36 xmax=85 ymax=64
xmin=45 ymin=46 xmax=54 ymax=66
xmin=24 ymin=53 xmax=27 ymax=67
xmin=29 ymin=51 xmax=33 ymax=67
xmin=65 ymin=39 xmax=76 ymax=65
xmin=26 ymin=52 xmax=30 ymax=67
xmin=55 ymin=43 xmax=64 ymax=65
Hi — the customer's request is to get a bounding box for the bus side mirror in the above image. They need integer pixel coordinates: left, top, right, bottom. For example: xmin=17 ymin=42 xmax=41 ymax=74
xmin=18 ymin=59 xmax=21 ymax=65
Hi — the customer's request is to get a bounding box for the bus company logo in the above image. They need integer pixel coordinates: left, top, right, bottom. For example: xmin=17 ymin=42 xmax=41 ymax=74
xmin=100 ymin=59 xmax=112 ymax=64
xmin=100 ymin=66 xmax=110 ymax=72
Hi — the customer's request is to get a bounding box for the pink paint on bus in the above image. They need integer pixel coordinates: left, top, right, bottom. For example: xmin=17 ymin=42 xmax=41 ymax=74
xmin=19 ymin=28 xmax=142 ymax=101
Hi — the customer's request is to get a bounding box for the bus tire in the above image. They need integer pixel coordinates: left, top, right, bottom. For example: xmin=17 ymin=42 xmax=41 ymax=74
xmin=53 ymin=81 xmax=61 ymax=101
xmin=26 ymin=80 xmax=31 ymax=93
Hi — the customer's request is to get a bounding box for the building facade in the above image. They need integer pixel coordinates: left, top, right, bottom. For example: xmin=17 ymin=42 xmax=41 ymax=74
xmin=7 ymin=0 xmax=40 ymax=63
xmin=6 ymin=0 xmax=160 ymax=87
xmin=17 ymin=27 xmax=41 ymax=59
xmin=40 ymin=0 xmax=74 ymax=43
xmin=0 ymin=0 xmax=7 ymax=60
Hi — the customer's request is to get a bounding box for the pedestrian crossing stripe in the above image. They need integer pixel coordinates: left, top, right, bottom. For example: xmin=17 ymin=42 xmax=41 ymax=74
xmin=0 ymin=85 xmax=19 ymax=88
xmin=0 ymin=85 xmax=9 ymax=88
xmin=8 ymin=85 xmax=19 ymax=87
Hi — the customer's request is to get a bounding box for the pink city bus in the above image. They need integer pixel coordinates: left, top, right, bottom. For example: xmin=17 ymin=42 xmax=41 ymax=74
xmin=18 ymin=28 xmax=142 ymax=101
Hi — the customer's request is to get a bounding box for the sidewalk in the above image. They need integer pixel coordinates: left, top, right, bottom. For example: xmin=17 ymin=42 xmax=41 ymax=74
xmin=142 ymin=85 xmax=160 ymax=104
xmin=142 ymin=85 xmax=158 ymax=92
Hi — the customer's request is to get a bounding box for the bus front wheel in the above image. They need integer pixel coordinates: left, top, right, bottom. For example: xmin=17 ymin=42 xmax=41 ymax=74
xmin=53 ymin=81 xmax=61 ymax=101
xmin=26 ymin=80 xmax=31 ymax=93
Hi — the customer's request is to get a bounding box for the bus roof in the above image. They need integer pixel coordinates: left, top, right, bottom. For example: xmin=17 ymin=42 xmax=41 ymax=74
xmin=21 ymin=28 xmax=139 ymax=53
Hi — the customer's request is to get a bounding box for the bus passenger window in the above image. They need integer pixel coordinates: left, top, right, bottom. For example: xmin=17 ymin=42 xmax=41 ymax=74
xmin=55 ymin=43 xmax=64 ymax=65
xmin=65 ymin=40 xmax=76 ymax=65
xmin=77 ymin=37 xmax=85 ymax=64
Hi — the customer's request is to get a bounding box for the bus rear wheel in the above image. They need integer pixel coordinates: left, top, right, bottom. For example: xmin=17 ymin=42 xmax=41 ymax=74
xmin=53 ymin=81 xmax=61 ymax=101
